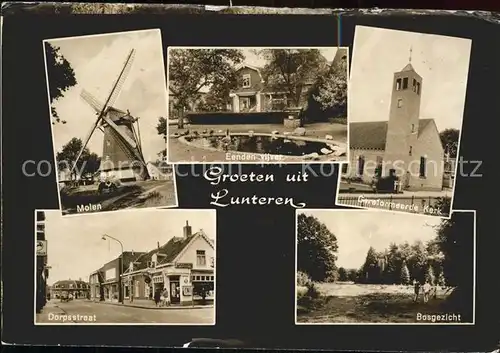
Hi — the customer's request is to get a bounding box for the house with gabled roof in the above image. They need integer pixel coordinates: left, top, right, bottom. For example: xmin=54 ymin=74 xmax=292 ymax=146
xmin=121 ymin=220 xmax=215 ymax=305
xmin=343 ymin=59 xmax=445 ymax=191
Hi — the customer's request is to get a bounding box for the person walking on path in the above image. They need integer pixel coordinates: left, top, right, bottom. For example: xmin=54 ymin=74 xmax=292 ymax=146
xmin=422 ymin=280 xmax=432 ymax=303
xmin=154 ymin=289 xmax=161 ymax=307
xmin=162 ymin=288 xmax=170 ymax=307
xmin=413 ymin=279 xmax=421 ymax=302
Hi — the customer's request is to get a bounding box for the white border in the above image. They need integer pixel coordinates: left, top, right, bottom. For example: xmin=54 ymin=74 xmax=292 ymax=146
xmin=335 ymin=25 xmax=471 ymax=220
xmin=33 ymin=208 xmax=217 ymax=326
xmin=294 ymin=208 xmax=476 ymax=326
xmin=42 ymin=29 xmax=179 ymax=217
xmin=166 ymin=46 xmax=350 ymax=165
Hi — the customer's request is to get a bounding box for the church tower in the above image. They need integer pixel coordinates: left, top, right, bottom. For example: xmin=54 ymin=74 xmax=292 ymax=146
xmin=384 ymin=47 xmax=423 ymax=176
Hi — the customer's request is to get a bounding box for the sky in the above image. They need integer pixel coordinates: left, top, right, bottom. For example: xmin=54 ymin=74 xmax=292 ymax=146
xmin=299 ymin=210 xmax=441 ymax=269
xmin=41 ymin=209 xmax=216 ymax=285
xmin=241 ymin=47 xmax=338 ymax=68
xmin=349 ymin=26 xmax=472 ymax=131
xmin=46 ymin=29 xmax=167 ymax=164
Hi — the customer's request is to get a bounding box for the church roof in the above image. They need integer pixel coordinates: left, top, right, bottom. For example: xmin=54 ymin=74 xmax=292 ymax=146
xmin=350 ymin=119 xmax=434 ymax=150
xmin=400 ymin=63 xmax=415 ymax=72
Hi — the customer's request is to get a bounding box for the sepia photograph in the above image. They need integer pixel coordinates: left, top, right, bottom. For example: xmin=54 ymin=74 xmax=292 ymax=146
xmin=167 ymin=47 xmax=349 ymax=164
xmin=295 ymin=209 xmax=475 ymax=325
xmin=35 ymin=209 xmax=216 ymax=325
xmin=43 ymin=29 xmax=177 ymax=216
xmin=336 ymin=26 xmax=471 ymax=218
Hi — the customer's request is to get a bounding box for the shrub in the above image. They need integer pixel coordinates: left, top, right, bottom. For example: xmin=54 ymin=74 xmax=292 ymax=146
xmin=305 ymin=282 xmax=321 ymax=299
xmin=297 ymin=271 xmax=312 ymax=287
xmin=329 ymin=117 xmax=347 ymax=125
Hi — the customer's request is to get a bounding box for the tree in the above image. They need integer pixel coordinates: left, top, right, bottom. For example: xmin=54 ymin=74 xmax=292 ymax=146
xmin=259 ymin=49 xmax=328 ymax=108
xmin=408 ymin=240 xmax=428 ymax=282
xmin=439 ymin=128 xmax=460 ymax=158
xmin=384 ymin=243 xmax=401 ymax=284
xmin=297 ymin=214 xmax=338 ymax=282
xmin=197 ymin=84 xmax=233 ymax=112
xmin=56 ymin=137 xmax=100 ymax=179
xmin=312 ymin=49 xmax=348 ymax=117
xmin=437 ymin=270 xmax=446 ymax=287
xmin=338 ymin=267 xmax=348 ymax=282
xmin=434 ymin=212 xmax=474 ymax=320
xmin=400 ymin=261 xmax=410 ymax=285
xmin=44 ymin=42 xmax=77 ymax=123
xmin=347 ymin=269 xmax=358 ymax=282
xmin=168 ymin=49 xmax=244 ymax=124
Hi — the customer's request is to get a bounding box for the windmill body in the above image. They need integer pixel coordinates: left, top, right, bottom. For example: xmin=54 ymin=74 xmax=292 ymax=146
xmin=100 ymin=106 xmax=148 ymax=182
xmin=71 ymin=48 xmax=150 ymax=190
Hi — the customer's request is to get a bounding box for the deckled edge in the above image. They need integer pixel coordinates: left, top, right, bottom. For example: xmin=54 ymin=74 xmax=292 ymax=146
xmin=1 ymin=2 xmax=499 ymax=24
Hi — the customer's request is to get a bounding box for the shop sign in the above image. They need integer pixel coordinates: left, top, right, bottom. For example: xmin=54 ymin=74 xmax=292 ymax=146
xmin=175 ymin=263 xmax=193 ymax=269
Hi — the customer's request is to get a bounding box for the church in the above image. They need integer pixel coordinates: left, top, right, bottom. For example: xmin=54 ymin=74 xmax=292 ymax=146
xmin=344 ymin=57 xmax=445 ymax=192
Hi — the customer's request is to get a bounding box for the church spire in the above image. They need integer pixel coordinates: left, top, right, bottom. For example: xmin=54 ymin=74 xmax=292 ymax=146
xmin=409 ymin=46 xmax=413 ymax=63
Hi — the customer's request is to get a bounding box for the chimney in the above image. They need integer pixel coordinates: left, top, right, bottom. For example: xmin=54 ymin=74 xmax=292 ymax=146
xmin=183 ymin=220 xmax=192 ymax=238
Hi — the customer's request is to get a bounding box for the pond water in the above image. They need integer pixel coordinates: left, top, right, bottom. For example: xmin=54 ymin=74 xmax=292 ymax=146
xmin=184 ymin=135 xmax=342 ymax=157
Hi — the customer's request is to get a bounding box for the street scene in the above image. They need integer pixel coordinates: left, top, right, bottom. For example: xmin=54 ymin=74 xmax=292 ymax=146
xmin=168 ymin=47 xmax=348 ymax=163
xmin=37 ymin=300 xmax=214 ymax=324
xmin=296 ymin=210 xmax=475 ymax=324
xmin=35 ymin=209 xmax=216 ymax=325
xmin=43 ymin=29 xmax=177 ymax=215
xmin=336 ymin=26 xmax=471 ymax=218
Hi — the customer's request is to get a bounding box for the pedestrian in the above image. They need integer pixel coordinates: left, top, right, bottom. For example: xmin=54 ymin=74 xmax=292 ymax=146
xmin=154 ymin=289 xmax=161 ymax=307
xmin=423 ymin=280 xmax=431 ymax=303
xmin=413 ymin=279 xmax=421 ymax=302
xmin=162 ymin=287 xmax=170 ymax=307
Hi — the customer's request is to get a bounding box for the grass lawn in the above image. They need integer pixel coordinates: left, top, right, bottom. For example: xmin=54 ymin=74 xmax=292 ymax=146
xmin=297 ymin=283 xmax=461 ymax=324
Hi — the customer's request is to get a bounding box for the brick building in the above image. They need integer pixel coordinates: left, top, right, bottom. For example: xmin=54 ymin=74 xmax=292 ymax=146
xmin=50 ymin=279 xmax=90 ymax=299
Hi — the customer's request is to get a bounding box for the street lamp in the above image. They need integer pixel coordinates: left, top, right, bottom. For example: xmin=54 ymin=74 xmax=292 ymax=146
xmin=102 ymin=234 xmax=124 ymax=304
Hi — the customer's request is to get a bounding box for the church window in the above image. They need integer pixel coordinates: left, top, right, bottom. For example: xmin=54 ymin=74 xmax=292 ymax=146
xmin=411 ymin=124 xmax=415 ymax=133
xmin=396 ymin=78 xmax=402 ymax=91
xmin=357 ymin=156 xmax=365 ymax=176
xmin=412 ymin=78 xmax=416 ymax=91
xmin=419 ymin=157 xmax=427 ymax=178
xmin=402 ymin=77 xmax=409 ymax=89
xmin=409 ymin=146 xmax=412 ymax=156
xmin=397 ymin=99 xmax=403 ymax=108
xmin=416 ymin=82 xmax=421 ymax=95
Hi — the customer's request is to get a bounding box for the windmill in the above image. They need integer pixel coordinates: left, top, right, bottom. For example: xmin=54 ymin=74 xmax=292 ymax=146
xmin=71 ymin=48 xmax=150 ymax=187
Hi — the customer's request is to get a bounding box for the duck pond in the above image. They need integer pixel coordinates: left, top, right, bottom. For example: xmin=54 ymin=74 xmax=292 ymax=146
xmin=184 ymin=134 xmax=344 ymax=157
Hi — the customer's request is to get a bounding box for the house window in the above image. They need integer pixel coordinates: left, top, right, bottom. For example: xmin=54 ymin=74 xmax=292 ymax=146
xmin=357 ymin=156 xmax=365 ymax=176
xmin=397 ymin=99 xmax=403 ymax=108
xmin=416 ymin=82 xmax=421 ymax=95
xmin=402 ymin=77 xmax=409 ymax=89
xmin=242 ymin=74 xmax=251 ymax=88
xmin=419 ymin=157 xmax=426 ymax=178
xmin=210 ymin=257 xmax=214 ymax=268
xmin=396 ymin=78 xmax=402 ymax=90
xmin=196 ymin=250 xmax=206 ymax=266
xmin=409 ymin=146 xmax=413 ymax=156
